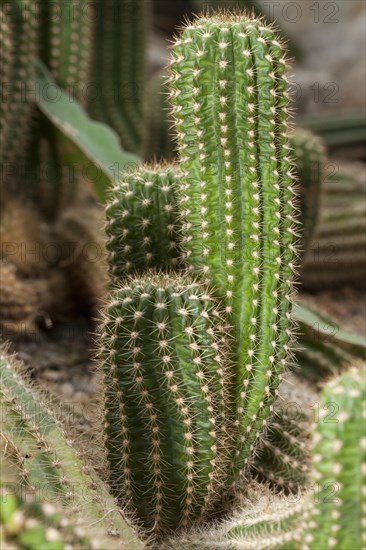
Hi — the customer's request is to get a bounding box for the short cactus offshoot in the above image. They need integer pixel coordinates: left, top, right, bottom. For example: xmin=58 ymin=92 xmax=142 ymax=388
xmin=168 ymin=13 xmax=298 ymax=479
xmin=99 ymin=273 xmax=234 ymax=536
xmin=105 ymin=165 xmax=181 ymax=281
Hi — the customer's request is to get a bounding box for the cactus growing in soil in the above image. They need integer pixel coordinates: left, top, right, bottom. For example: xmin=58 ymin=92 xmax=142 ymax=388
xmin=168 ymin=13 xmax=297 ymax=479
xmin=88 ymin=0 xmax=150 ymax=154
xmin=99 ymin=274 xmax=234 ymax=536
xmin=0 ymin=349 xmax=144 ymax=549
xmin=105 ymin=165 xmax=181 ymax=281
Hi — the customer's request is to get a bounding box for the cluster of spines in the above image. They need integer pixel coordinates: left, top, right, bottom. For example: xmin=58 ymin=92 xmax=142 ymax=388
xmin=0 ymin=0 xmax=39 ymax=166
xmin=168 ymin=13 xmax=298 ymax=480
xmin=305 ymin=364 xmax=366 ymax=549
xmin=0 ymin=350 xmax=144 ymax=549
xmin=105 ymin=165 xmax=181 ymax=281
xmin=164 ymin=481 xmax=311 ymax=549
xmin=290 ymin=128 xmax=326 ymax=257
xmin=88 ymin=0 xmax=151 ymax=154
xmin=99 ymin=274 xmax=234 ymax=536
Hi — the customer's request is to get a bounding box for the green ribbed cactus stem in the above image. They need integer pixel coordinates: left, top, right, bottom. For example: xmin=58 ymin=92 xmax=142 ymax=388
xmin=297 ymin=337 xmax=354 ymax=384
xmin=40 ymin=0 xmax=92 ymax=103
xmin=305 ymin=364 xmax=366 ymax=549
xmin=99 ymin=274 xmax=234 ymax=536
xmin=169 ymin=13 xmax=297 ymax=480
xmin=88 ymin=0 xmax=150 ymax=154
xmin=105 ymin=164 xmax=182 ymax=281
xmin=253 ymin=408 xmax=310 ymax=492
xmin=164 ymin=481 xmax=311 ymax=549
xmin=0 ymin=349 xmax=144 ymax=550
xmin=291 ymin=128 xmax=326 ymax=256
xmin=0 ymin=0 xmax=38 ymax=166
xmin=302 ymin=194 xmax=366 ymax=289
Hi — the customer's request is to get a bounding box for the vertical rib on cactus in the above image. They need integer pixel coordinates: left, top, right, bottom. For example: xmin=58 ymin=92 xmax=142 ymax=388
xmin=99 ymin=274 xmax=234 ymax=536
xmin=168 ymin=13 xmax=297 ymax=480
xmin=0 ymin=0 xmax=38 ymax=166
xmin=88 ymin=0 xmax=150 ymax=154
xmin=105 ymin=165 xmax=181 ymax=281
xmin=0 ymin=349 xmax=144 ymax=549
xmin=306 ymin=364 xmax=366 ymax=550
xmin=291 ymin=128 xmax=326 ymax=257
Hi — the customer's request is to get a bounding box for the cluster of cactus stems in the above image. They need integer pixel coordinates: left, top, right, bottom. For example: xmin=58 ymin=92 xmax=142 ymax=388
xmin=1 ymin=5 xmax=364 ymax=548
xmin=100 ymin=11 xmax=300 ymax=539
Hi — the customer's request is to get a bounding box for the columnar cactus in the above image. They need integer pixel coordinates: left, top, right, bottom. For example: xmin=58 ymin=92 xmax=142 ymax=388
xmin=0 ymin=350 xmax=144 ymax=549
xmin=105 ymin=165 xmax=181 ymax=280
xmin=40 ymin=0 xmax=92 ymax=102
xmin=99 ymin=273 xmax=234 ymax=535
xmin=306 ymin=364 xmax=366 ymax=550
xmin=168 ymin=13 xmax=297 ymax=479
xmin=88 ymin=0 xmax=151 ymax=154
xmin=291 ymin=128 xmax=326 ymax=256
xmin=0 ymin=0 xmax=38 ymax=166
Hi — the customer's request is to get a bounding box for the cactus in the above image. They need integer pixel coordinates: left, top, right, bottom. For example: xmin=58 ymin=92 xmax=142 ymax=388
xmin=291 ymin=128 xmax=326 ymax=256
xmin=99 ymin=273 xmax=234 ymax=536
xmin=168 ymin=13 xmax=297 ymax=480
xmin=164 ymin=481 xmax=311 ymax=549
xmin=305 ymin=364 xmax=366 ymax=549
xmin=302 ymin=165 xmax=366 ymax=288
xmin=88 ymin=0 xmax=151 ymax=154
xmin=39 ymin=0 xmax=92 ymax=103
xmin=0 ymin=0 xmax=39 ymax=167
xmin=0 ymin=349 xmax=144 ymax=549
xmin=105 ymin=164 xmax=181 ymax=281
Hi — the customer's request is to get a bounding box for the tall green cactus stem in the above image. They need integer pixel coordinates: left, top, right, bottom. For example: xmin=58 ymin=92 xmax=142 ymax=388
xmin=164 ymin=482 xmax=311 ymax=549
xmin=0 ymin=350 xmax=144 ymax=549
xmin=99 ymin=274 xmax=234 ymax=536
xmin=40 ymin=0 xmax=92 ymax=103
xmin=105 ymin=165 xmax=181 ymax=281
xmin=169 ymin=13 xmax=297 ymax=480
xmin=88 ymin=0 xmax=150 ymax=154
xmin=291 ymin=128 xmax=326 ymax=256
xmin=306 ymin=365 xmax=366 ymax=550
xmin=0 ymin=0 xmax=38 ymax=166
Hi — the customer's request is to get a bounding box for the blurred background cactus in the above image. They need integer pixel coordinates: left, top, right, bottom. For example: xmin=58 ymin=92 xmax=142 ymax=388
xmin=0 ymin=1 xmax=365 ymax=549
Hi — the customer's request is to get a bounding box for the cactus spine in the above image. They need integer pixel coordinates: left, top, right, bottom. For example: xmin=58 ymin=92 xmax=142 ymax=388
xmin=306 ymin=364 xmax=366 ymax=550
xmin=88 ymin=0 xmax=150 ymax=154
xmin=0 ymin=350 xmax=144 ymax=549
xmin=99 ymin=274 xmax=234 ymax=536
xmin=105 ymin=165 xmax=181 ymax=280
xmin=168 ymin=14 xmax=297 ymax=479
